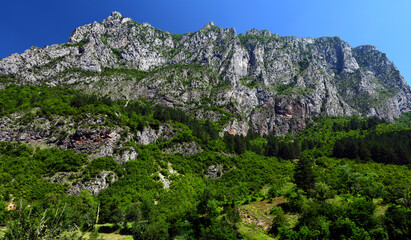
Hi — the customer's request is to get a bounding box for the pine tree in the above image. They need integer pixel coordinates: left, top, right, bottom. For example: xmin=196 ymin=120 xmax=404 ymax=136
xmin=294 ymin=156 xmax=316 ymax=196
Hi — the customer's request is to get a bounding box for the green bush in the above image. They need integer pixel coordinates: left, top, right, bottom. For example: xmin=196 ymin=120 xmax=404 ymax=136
xmin=86 ymin=157 xmax=123 ymax=177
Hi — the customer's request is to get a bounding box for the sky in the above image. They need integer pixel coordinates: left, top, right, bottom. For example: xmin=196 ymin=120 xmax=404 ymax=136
xmin=1 ymin=0 xmax=410 ymax=84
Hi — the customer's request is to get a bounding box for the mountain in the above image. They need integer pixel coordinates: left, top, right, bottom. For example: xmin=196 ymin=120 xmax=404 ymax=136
xmin=1 ymin=12 xmax=410 ymax=239
xmin=1 ymin=11 xmax=410 ymax=135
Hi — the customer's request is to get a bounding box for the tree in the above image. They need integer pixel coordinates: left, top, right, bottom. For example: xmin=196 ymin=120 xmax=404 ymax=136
xmin=384 ymin=205 xmax=411 ymax=240
xmin=294 ymin=156 xmax=316 ymax=196
xmin=270 ymin=206 xmax=287 ymax=236
xmin=265 ymin=135 xmax=279 ymax=157
xmin=78 ymin=190 xmax=99 ymax=230
xmin=347 ymin=197 xmax=376 ymax=230
xmin=132 ymin=197 xmax=169 ymax=240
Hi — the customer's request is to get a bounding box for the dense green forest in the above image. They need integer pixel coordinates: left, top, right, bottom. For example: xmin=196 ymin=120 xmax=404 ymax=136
xmin=0 ymin=85 xmax=409 ymax=239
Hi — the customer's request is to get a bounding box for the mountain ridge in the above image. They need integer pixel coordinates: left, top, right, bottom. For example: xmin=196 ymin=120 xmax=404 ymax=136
xmin=1 ymin=11 xmax=410 ymax=135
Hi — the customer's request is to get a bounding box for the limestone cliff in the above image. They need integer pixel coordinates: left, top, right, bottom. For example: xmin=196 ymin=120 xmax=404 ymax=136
xmin=1 ymin=11 xmax=410 ymax=135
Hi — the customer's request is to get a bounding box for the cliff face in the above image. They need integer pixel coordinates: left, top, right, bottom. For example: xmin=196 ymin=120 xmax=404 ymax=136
xmin=1 ymin=11 xmax=410 ymax=135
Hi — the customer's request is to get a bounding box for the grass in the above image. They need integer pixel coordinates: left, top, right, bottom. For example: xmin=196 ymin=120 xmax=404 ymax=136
xmin=0 ymin=226 xmax=6 ymax=238
xmin=373 ymin=198 xmax=388 ymax=216
xmin=239 ymin=199 xmax=275 ymax=230
xmin=95 ymin=223 xmax=133 ymax=240
xmin=0 ymin=225 xmax=133 ymax=240
xmin=237 ymin=198 xmax=279 ymax=239
xmin=236 ymin=196 xmax=302 ymax=239
xmin=238 ymin=197 xmax=288 ymax=230
xmin=83 ymin=232 xmax=133 ymax=240
xmin=237 ymin=222 xmax=275 ymax=240
xmin=327 ymin=196 xmax=388 ymax=217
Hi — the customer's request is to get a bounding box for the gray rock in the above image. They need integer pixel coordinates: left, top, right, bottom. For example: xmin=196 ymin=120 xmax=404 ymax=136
xmin=163 ymin=141 xmax=202 ymax=156
xmin=207 ymin=165 xmax=225 ymax=179
xmin=68 ymin=128 xmax=121 ymax=158
xmin=67 ymin=171 xmax=117 ymax=195
xmin=114 ymin=146 xmax=138 ymax=163
xmin=136 ymin=124 xmax=174 ymax=145
xmin=49 ymin=171 xmax=117 ymax=195
xmin=158 ymin=172 xmax=171 ymax=189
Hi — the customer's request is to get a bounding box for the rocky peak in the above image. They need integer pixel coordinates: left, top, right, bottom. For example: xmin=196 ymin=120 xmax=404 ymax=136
xmin=353 ymin=45 xmax=393 ymax=70
xmin=110 ymin=11 xmax=123 ymax=19
xmin=203 ymin=21 xmax=215 ymax=29
xmin=245 ymin=29 xmax=272 ymax=37
xmin=229 ymin=27 xmax=237 ymax=35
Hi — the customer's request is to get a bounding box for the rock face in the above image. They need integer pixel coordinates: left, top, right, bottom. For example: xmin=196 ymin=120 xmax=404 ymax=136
xmin=0 ymin=113 xmax=134 ymax=162
xmin=50 ymin=171 xmax=117 ymax=195
xmin=163 ymin=141 xmax=202 ymax=156
xmin=1 ymin=11 xmax=410 ymax=135
xmin=136 ymin=124 xmax=174 ymax=145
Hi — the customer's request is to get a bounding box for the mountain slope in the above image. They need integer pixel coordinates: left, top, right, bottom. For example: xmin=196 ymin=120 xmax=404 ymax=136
xmin=1 ymin=11 xmax=410 ymax=135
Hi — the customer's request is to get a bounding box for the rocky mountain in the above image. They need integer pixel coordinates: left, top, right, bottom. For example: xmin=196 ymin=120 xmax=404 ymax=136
xmin=1 ymin=11 xmax=410 ymax=135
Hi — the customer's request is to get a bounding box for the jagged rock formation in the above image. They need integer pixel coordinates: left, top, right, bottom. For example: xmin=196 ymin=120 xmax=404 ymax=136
xmin=1 ymin=11 xmax=410 ymax=135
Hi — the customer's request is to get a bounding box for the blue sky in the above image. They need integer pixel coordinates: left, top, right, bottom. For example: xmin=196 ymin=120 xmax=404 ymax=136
xmin=1 ymin=0 xmax=410 ymax=84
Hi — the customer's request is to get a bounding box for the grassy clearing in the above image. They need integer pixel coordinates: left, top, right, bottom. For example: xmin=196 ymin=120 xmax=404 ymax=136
xmin=236 ymin=196 xmax=302 ymax=239
xmin=88 ymin=224 xmax=133 ymax=240
xmin=237 ymin=198 xmax=286 ymax=239
xmin=239 ymin=199 xmax=278 ymax=231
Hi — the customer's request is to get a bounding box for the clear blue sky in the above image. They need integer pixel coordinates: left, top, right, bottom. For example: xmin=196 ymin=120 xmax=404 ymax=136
xmin=1 ymin=0 xmax=410 ymax=84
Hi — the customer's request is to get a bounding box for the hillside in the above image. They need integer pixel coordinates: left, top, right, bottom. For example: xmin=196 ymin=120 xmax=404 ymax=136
xmin=0 ymin=85 xmax=410 ymax=239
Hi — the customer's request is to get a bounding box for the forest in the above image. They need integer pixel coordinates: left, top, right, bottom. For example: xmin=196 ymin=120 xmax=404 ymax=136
xmin=0 ymin=85 xmax=409 ymax=239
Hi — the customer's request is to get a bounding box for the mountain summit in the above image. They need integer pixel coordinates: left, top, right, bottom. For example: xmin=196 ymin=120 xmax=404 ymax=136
xmin=1 ymin=11 xmax=410 ymax=135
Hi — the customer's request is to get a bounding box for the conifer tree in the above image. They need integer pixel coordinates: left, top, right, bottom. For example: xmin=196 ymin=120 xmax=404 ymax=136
xmin=294 ymin=156 xmax=316 ymax=196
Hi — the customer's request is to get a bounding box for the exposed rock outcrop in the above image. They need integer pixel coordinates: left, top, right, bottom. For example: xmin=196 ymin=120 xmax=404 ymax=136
xmin=50 ymin=171 xmax=117 ymax=195
xmin=163 ymin=141 xmax=202 ymax=156
xmin=207 ymin=165 xmax=225 ymax=179
xmin=136 ymin=124 xmax=175 ymax=145
xmin=0 ymin=113 xmax=134 ymax=162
